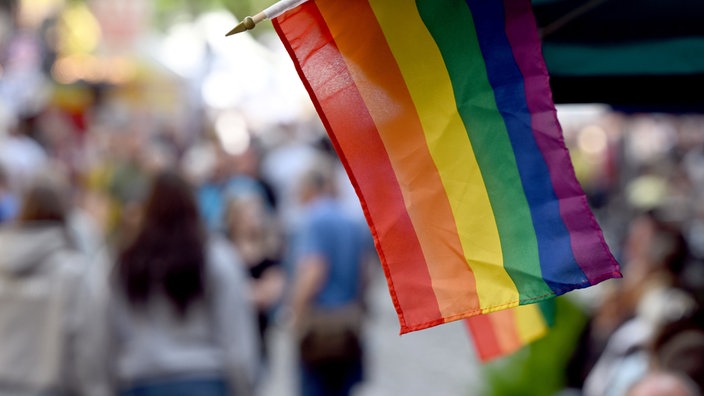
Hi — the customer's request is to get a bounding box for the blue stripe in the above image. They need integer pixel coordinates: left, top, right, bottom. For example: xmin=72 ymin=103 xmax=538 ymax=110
xmin=465 ymin=0 xmax=587 ymax=293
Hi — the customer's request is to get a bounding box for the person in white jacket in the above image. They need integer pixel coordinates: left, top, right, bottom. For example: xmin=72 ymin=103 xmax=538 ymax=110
xmin=110 ymin=170 xmax=259 ymax=396
xmin=0 ymin=170 xmax=111 ymax=395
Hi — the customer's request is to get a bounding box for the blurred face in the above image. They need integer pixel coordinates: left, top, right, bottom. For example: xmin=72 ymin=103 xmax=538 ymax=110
xmin=228 ymin=199 xmax=255 ymax=238
xmin=233 ymin=147 xmax=259 ymax=176
xmin=624 ymin=215 xmax=656 ymax=265
xmin=627 ymin=373 xmax=695 ymax=396
xmin=622 ymin=215 xmax=660 ymax=288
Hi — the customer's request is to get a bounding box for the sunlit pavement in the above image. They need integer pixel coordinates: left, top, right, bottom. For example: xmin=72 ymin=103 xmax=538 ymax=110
xmin=257 ymin=266 xmax=485 ymax=396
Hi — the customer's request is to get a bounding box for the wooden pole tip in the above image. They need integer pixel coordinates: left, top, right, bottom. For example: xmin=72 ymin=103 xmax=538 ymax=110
xmin=225 ymin=16 xmax=256 ymax=36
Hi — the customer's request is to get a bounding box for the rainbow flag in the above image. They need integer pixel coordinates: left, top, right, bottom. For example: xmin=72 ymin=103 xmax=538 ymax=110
xmin=273 ymin=0 xmax=621 ymax=334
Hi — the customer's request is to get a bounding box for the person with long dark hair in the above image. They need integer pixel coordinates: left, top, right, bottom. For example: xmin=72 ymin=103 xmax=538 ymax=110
xmin=111 ymin=170 xmax=259 ymax=396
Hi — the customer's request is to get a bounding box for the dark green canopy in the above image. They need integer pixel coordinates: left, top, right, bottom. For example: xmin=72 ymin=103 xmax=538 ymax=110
xmin=532 ymin=0 xmax=704 ymax=111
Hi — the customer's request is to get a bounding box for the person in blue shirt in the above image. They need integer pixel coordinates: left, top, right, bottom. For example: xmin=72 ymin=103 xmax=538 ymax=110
xmin=288 ymin=156 xmax=376 ymax=396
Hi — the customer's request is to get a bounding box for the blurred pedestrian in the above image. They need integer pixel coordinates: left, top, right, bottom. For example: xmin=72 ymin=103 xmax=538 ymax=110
xmin=225 ymin=191 xmax=285 ymax=373
xmin=0 ymin=162 xmax=18 ymax=222
xmin=288 ymin=157 xmax=375 ymax=396
xmin=231 ymin=140 xmax=278 ymax=211
xmin=0 ymin=168 xmax=110 ymax=395
xmin=260 ymin=122 xmax=319 ymax=236
xmin=110 ymin=170 xmax=260 ymax=396
xmin=650 ymin=309 xmax=704 ymax=393
xmin=0 ymin=112 xmax=47 ymax=194
xmin=582 ymin=210 xmax=698 ymax=396
xmin=195 ymin=144 xmax=268 ymax=234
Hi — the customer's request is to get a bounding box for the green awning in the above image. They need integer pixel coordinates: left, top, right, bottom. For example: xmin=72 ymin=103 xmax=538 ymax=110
xmin=532 ymin=0 xmax=704 ymax=110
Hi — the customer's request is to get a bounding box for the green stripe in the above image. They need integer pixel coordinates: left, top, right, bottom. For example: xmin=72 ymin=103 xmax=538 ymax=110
xmin=538 ymin=298 xmax=557 ymax=327
xmin=415 ymin=0 xmax=553 ymax=300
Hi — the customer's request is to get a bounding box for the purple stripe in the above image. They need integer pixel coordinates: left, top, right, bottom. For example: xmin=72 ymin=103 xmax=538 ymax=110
xmin=502 ymin=0 xmax=621 ymax=283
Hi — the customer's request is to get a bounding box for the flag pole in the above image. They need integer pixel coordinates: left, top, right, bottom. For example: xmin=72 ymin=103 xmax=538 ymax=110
xmin=225 ymin=0 xmax=309 ymax=36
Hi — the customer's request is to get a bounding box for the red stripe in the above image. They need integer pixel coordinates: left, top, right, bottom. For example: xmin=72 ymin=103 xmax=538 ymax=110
xmin=465 ymin=316 xmax=503 ymax=361
xmin=274 ymin=3 xmax=442 ymax=332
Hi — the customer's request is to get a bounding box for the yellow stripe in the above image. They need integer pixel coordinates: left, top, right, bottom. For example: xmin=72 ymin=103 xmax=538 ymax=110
xmin=514 ymin=304 xmax=548 ymax=343
xmin=368 ymin=0 xmax=518 ymax=309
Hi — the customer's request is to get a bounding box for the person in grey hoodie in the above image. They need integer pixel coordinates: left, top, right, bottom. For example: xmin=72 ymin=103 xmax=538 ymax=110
xmin=0 ymin=169 xmax=111 ymax=395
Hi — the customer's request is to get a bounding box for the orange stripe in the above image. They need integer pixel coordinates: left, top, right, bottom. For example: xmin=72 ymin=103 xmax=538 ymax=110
xmin=316 ymin=0 xmax=480 ymax=318
xmin=488 ymin=309 xmax=523 ymax=354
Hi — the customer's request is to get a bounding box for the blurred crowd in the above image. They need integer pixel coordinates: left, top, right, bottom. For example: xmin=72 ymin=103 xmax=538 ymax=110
xmin=0 ymin=52 xmax=374 ymax=396
xmin=558 ymin=112 xmax=704 ymax=396
xmin=2 ymin=1 xmax=704 ymax=396
xmin=0 ymin=1 xmax=375 ymax=395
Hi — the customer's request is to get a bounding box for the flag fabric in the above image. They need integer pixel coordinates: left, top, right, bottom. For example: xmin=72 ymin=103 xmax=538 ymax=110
xmin=466 ymin=299 xmax=555 ymax=362
xmin=273 ymin=0 xmax=621 ymax=334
